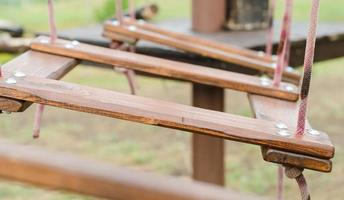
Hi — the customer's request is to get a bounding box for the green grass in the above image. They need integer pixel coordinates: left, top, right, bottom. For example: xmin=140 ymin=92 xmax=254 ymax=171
xmin=0 ymin=0 xmax=344 ymax=199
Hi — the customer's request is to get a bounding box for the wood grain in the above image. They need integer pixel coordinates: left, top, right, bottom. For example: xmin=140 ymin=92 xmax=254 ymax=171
xmin=0 ymin=50 xmax=78 ymax=112
xmin=261 ymin=147 xmax=332 ymax=172
xmin=31 ymin=36 xmax=299 ymax=101
xmin=0 ymin=140 xmax=267 ymax=200
xmin=121 ymin=18 xmax=273 ymax=63
xmin=192 ymin=84 xmax=225 ymax=186
xmin=103 ymin=22 xmax=300 ymax=82
xmin=248 ymin=94 xmax=334 ymax=171
xmin=0 ymin=75 xmax=334 ymax=159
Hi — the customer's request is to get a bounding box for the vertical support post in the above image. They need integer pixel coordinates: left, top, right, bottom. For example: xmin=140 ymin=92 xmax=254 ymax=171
xmin=192 ymin=0 xmax=226 ymax=33
xmin=192 ymin=84 xmax=225 ymax=186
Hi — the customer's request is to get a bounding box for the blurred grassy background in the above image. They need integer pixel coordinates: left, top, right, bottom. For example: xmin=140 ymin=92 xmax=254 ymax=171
xmin=0 ymin=0 xmax=343 ymax=199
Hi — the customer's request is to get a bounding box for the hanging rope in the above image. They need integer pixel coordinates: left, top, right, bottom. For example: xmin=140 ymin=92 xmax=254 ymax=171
xmin=33 ymin=0 xmax=57 ymax=139
xmin=277 ymin=165 xmax=284 ymax=200
xmin=285 ymin=167 xmax=311 ymax=200
xmin=272 ymin=0 xmax=293 ymax=87
xmin=112 ymin=0 xmax=138 ymax=95
xmin=129 ymin=0 xmax=136 ymax=20
xmin=265 ymin=0 xmax=276 ymax=55
xmin=296 ymin=0 xmax=320 ymax=135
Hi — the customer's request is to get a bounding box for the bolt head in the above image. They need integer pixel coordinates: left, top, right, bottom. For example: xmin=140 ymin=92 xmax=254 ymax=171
xmin=40 ymin=38 xmax=49 ymax=44
xmin=137 ymin=19 xmax=146 ymax=25
xmin=128 ymin=25 xmax=137 ymax=31
xmin=112 ymin=20 xmax=120 ymax=26
xmin=14 ymin=71 xmax=26 ymax=78
xmin=64 ymin=44 xmax=74 ymax=49
xmin=260 ymin=77 xmax=271 ymax=86
xmin=71 ymin=40 xmax=80 ymax=46
xmin=307 ymin=129 xmax=320 ymax=136
xmin=257 ymin=51 xmax=265 ymax=57
xmin=275 ymin=122 xmax=288 ymax=129
xmin=284 ymin=85 xmax=295 ymax=92
xmin=276 ymin=129 xmax=292 ymax=137
xmin=5 ymin=78 xmax=16 ymax=84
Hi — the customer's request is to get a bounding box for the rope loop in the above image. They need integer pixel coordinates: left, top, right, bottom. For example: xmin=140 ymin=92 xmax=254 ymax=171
xmin=284 ymin=166 xmax=311 ymax=200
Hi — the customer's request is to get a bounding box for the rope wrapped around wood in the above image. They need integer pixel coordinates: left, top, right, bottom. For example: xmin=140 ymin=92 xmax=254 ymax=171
xmin=113 ymin=0 xmax=139 ymax=95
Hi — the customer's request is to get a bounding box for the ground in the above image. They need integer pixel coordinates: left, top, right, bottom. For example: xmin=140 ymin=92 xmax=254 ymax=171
xmin=0 ymin=0 xmax=343 ymax=199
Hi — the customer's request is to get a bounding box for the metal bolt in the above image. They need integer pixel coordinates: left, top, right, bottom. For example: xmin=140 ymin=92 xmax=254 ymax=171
xmin=14 ymin=71 xmax=26 ymax=78
xmin=71 ymin=40 xmax=80 ymax=46
xmin=257 ymin=51 xmax=265 ymax=57
xmin=271 ymin=63 xmax=277 ymax=68
xmin=5 ymin=78 xmax=16 ymax=84
xmin=286 ymin=66 xmax=294 ymax=72
xmin=276 ymin=129 xmax=292 ymax=137
xmin=275 ymin=122 xmax=288 ymax=130
xmin=112 ymin=20 xmax=120 ymax=26
xmin=284 ymin=85 xmax=295 ymax=92
xmin=137 ymin=19 xmax=146 ymax=25
xmin=64 ymin=44 xmax=74 ymax=49
xmin=128 ymin=25 xmax=137 ymax=31
xmin=307 ymin=129 xmax=320 ymax=136
xmin=260 ymin=77 xmax=271 ymax=87
xmin=40 ymin=38 xmax=49 ymax=44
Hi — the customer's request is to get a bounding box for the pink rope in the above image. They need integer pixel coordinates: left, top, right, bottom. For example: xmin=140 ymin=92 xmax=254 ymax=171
xmin=296 ymin=174 xmax=311 ymax=200
xmin=48 ymin=0 xmax=57 ymax=43
xmin=272 ymin=0 xmax=293 ymax=87
xmin=265 ymin=0 xmax=276 ymax=55
xmin=115 ymin=0 xmax=123 ymax=24
xmin=296 ymin=0 xmax=320 ymax=135
xmin=33 ymin=0 xmax=57 ymax=139
xmin=33 ymin=104 xmax=45 ymax=139
xmin=129 ymin=0 xmax=136 ymax=20
xmin=277 ymin=165 xmax=284 ymax=200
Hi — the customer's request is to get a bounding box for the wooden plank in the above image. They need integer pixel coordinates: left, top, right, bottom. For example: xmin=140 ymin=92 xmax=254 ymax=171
xmin=0 ymin=51 xmax=78 ymax=112
xmin=192 ymin=0 xmax=226 ymax=33
xmin=261 ymin=147 xmax=332 ymax=172
xmin=0 ymin=75 xmax=334 ymax=159
xmin=116 ymin=18 xmax=273 ymax=63
xmin=31 ymin=36 xmax=299 ymax=101
xmin=192 ymin=84 xmax=225 ymax=186
xmin=248 ymin=94 xmax=334 ymax=171
xmin=0 ymin=140 xmax=267 ymax=200
xmin=103 ymin=23 xmax=300 ymax=82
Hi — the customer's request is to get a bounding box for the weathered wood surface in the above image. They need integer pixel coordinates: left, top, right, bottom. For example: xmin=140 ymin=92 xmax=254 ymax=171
xmin=54 ymin=21 xmax=344 ymax=70
xmin=192 ymin=0 xmax=226 ymax=33
xmin=0 ymin=140 xmax=268 ymax=200
xmin=192 ymin=84 xmax=225 ymax=185
xmin=248 ymin=94 xmax=334 ymax=172
xmin=31 ymin=36 xmax=299 ymax=101
xmin=0 ymin=75 xmax=334 ymax=159
xmin=112 ymin=18 xmax=273 ymax=63
xmin=103 ymin=22 xmax=300 ymax=82
xmin=261 ymin=147 xmax=332 ymax=172
xmin=0 ymin=51 xmax=78 ymax=112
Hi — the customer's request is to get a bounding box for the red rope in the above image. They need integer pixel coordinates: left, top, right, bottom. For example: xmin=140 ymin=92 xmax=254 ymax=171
xmin=265 ymin=0 xmax=276 ymax=55
xmin=277 ymin=165 xmax=284 ymax=200
xmin=129 ymin=0 xmax=136 ymax=20
xmin=296 ymin=0 xmax=320 ymax=135
xmin=115 ymin=0 xmax=123 ymax=24
xmin=33 ymin=0 xmax=57 ymax=139
xmin=296 ymin=174 xmax=311 ymax=200
xmin=272 ymin=0 xmax=293 ymax=87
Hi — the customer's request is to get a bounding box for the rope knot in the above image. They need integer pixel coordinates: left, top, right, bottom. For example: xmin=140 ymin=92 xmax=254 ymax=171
xmin=284 ymin=166 xmax=304 ymax=179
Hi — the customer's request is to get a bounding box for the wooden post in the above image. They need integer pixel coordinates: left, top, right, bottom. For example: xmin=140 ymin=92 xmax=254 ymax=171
xmin=192 ymin=84 xmax=225 ymax=186
xmin=192 ymin=0 xmax=226 ymax=33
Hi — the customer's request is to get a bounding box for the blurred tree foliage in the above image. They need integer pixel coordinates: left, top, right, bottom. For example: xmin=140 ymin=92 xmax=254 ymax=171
xmin=95 ymin=0 xmax=129 ymax=22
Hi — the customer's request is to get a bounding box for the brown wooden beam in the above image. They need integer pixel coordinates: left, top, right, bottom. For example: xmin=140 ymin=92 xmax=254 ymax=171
xmin=31 ymin=37 xmax=299 ymax=101
xmin=0 ymin=75 xmax=334 ymax=159
xmin=248 ymin=94 xmax=334 ymax=172
xmin=192 ymin=0 xmax=226 ymax=33
xmin=0 ymin=51 xmax=78 ymax=112
xmin=192 ymin=84 xmax=225 ymax=186
xmin=0 ymin=140 xmax=267 ymax=200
